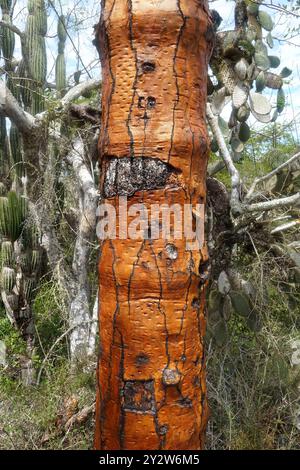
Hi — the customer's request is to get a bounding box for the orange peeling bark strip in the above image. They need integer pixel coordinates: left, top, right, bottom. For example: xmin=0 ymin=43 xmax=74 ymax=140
xmin=95 ymin=0 xmax=214 ymax=450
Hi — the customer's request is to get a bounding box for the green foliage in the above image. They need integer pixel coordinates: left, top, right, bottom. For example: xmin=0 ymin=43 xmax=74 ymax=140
xmin=255 ymin=70 xmax=266 ymax=92
xmin=206 ymin=250 xmax=300 ymax=449
xmin=0 ymin=317 xmax=26 ymax=358
xmin=33 ymin=281 xmax=66 ymax=358
xmin=230 ymin=291 xmax=252 ymax=318
xmin=268 ymin=55 xmax=280 ymax=69
xmin=0 ymin=361 xmax=95 ymax=449
xmin=238 ymin=122 xmax=251 ymax=142
xmin=280 ymin=67 xmax=292 ymax=79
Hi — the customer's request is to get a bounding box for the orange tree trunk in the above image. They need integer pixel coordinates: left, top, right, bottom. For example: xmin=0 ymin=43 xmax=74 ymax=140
xmin=94 ymin=0 xmax=213 ymax=450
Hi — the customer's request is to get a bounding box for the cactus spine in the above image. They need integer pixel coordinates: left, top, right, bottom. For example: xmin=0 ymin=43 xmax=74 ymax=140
xmin=55 ymin=15 xmax=67 ymax=95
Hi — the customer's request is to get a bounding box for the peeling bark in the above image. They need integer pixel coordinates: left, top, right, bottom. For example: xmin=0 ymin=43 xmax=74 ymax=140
xmin=95 ymin=0 xmax=213 ymax=450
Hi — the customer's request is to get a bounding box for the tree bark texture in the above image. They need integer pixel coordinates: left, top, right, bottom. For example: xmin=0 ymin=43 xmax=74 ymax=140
xmin=95 ymin=0 xmax=213 ymax=450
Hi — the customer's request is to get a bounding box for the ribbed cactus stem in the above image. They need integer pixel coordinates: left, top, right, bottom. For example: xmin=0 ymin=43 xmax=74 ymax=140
xmin=24 ymin=0 xmax=48 ymax=114
xmin=0 ymin=1 xmax=15 ymax=70
xmin=0 ymin=192 xmax=28 ymax=242
xmin=55 ymin=15 xmax=67 ymax=95
xmin=0 ymin=0 xmax=12 ymax=14
xmin=0 ymin=116 xmax=8 ymax=179
xmin=9 ymin=124 xmax=24 ymax=178
xmin=0 ymin=190 xmax=42 ymax=298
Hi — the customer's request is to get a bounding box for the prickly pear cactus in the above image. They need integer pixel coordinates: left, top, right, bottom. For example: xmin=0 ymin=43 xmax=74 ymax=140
xmin=209 ymin=0 xmax=290 ymax=159
xmin=207 ymin=270 xmax=261 ymax=345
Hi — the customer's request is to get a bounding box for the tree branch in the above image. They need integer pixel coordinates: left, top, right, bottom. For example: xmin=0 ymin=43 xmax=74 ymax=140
xmin=61 ymin=79 xmax=101 ymax=108
xmin=35 ymin=79 xmax=102 ymax=127
xmin=244 ymin=192 xmax=300 ymax=213
xmin=207 ymin=159 xmax=225 ymax=176
xmin=0 ymin=20 xmax=24 ymax=38
xmin=271 ymin=219 xmax=300 ymax=234
xmin=66 ymin=137 xmax=99 ymax=360
xmin=0 ymin=80 xmax=36 ymax=134
xmin=246 ymin=151 xmax=300 ymax=200
xmin=206 ymin=103 xmax=242 ymax=215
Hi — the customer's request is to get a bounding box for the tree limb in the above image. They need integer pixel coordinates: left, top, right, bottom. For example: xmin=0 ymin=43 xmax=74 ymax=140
xmin=245 ymin=151 xmax=300 ymax=200
xmin=0 ymin=80 xmax=36 ymax=133
xmin=244 ymin=192 xmax=300 ymax=213
xmin=271 ymin=219 xmax=300 ymax=234
xmin=207 ymin=159 xmax=225 ymax=176
xmin=61 ymin=79 xmax=101 ymax=108
xmin=66 ymin=137 xmax=99 ymax=360
xmin=207 ymin=103 xmax=242 ymax=215
xmin=0 ymin=20 xmax=24 ymax=38
xmin=35 ymin=79 xmax=102 ymax=127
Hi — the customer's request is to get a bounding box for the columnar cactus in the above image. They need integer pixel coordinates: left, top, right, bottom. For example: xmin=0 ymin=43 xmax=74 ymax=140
xmin=0 ymin=1 xmax=15 ymax=70
xmin=0 ymin=116 xmax=8 ymax=186
xmin=24 ymin=0 xmax=48 ymax=114
xmin=0 ymin=191 xmax=43 ymax=383
xmin=55 ymin=15 xmax=67 ymax=95
xmin=9 ymin=124 xmax=24 ymax=179
xmin=17 ymin=59 xmax=32 ymax=110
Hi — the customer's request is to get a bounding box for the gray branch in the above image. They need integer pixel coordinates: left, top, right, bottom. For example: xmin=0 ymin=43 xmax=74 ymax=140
xmin=244 ymin=192 xmax=300 ymax=213
xmin=245 ymin=151 xmax=300 ymax=201
xmin=207 ymin=103 xmax=242 ymax=215
xmin=66 ymin=137 xmax=99 ymax=360
xmin=61 ymin=79 xmax=101 ymax=108
xmin=0 ymin=80 xmax=36 ymax=134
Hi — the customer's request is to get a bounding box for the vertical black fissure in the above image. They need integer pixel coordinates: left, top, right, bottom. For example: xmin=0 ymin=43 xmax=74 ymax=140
xmin=168 ymin=0 xmax=186 ymax=163
xmin=101 ymin=0 xmax=116 ymax=153
xmin=126 ymin=0 xmax=138 ymax=157
xmin=100 ymin=239 xmax=120 ymax=448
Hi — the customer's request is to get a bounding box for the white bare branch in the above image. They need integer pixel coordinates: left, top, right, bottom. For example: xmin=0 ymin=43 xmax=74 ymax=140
xmin=0 ymin=80 xmax=36 ymax=134
xmin=66 ymin=137 xmax=99 ymax=199
xmin=206 ymin=103 xmax=242 ymax=215
xmin=34 ymin=78 xmax=102 ymax=130
xmin=0 ymin=20 xmax=24 ymax=39
xmin=66 ymin=137 xmax=99 ymax=359
xmin=246 ymin=151 xmax=300 ymax=201
xmin=271 ymin=219 xmax=300 ymax=234
xmin=244 ymin=192 xmax=300 ymax=213
xmin=61 ymin=78 xmax=101 ymax=108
